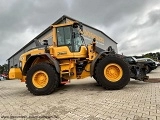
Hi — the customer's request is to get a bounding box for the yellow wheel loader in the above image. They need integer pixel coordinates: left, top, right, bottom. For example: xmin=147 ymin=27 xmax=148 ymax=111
xmin=9 ymin=22 xmax=131 ymax=95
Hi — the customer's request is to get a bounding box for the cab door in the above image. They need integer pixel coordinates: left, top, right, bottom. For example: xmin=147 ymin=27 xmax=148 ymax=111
xmin=54 ymin=26 xmax=74 ymax=59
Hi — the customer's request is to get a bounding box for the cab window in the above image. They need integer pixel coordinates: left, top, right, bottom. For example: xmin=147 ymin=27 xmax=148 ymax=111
xmin=56 ymin=26 xmax=72 ymax=46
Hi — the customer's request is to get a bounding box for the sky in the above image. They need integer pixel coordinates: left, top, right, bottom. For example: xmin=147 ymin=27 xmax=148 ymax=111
xmin=0 ymin=0 xmax=160 ymax=65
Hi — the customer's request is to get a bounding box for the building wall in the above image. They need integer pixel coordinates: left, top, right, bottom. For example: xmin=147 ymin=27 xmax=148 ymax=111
xmin=8 ymin=43 xmax=36 ymax=68
xmin=82 ymin=25 xmax=117 ymax=53
xmin=38 ymin=30 xmax=53 ymax=45
xmin=24 ymin=42 xmax=36 ymax=52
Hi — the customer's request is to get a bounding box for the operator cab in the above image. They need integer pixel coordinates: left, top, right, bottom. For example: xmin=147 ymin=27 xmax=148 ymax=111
xmin=56 ymin=23 xmax=84 ymax=52
xmin=54 ymin=22 xmax=87 ymax=59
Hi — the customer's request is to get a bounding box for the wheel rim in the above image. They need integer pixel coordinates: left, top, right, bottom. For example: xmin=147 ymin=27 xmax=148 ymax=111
xmin=32 ymin=71 xmax=49 ymax=88
xmin=104 ymin=63 xmax=123 ymax=82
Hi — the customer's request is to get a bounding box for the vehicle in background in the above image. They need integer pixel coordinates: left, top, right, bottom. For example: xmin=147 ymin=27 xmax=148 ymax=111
xmin=156 ymin=61 xmax=160 ymax=66
xmin=152 ymin=60 xmax=160 ymax=66
xmin=0 ymin=74 xmax=4 ymax=81
xmin=2 ymin=74 xmax=8 ymax=80
xmin=123 ymin=56 xmax=148 ymax=81
xmin=136 ymin=58 xmax=157 ymax=73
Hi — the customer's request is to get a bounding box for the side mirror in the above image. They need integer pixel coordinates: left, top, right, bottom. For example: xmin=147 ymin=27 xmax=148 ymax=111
xmin=43 ymin=40 xmax=48 ymax=45
xmin=73 ymin=22 xmax=83 ymax=32
xmin=79 ymin=23 xmax=83 ymax=31
xmin=93 ymin=38 xmax=96 ymax=42
xmin=92 ymin=38 xmax=96 ymax=51
xmin=108 ymin=46 xmax=113 ymax=52
xmin=73 ymin=23 xmax=79 ymax=28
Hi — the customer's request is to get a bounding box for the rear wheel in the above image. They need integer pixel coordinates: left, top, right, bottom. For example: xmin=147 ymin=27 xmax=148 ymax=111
xmin=95 ymin=55 xmax=130 ymax=90
xmin=26 ymin=63 xmax=59 ymax=95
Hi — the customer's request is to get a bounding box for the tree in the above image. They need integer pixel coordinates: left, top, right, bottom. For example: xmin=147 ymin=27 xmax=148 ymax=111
xmin=0 ymin=64 xmax=8 ymax=74
xmin=142 ymin=52 xmax=160 ymax=61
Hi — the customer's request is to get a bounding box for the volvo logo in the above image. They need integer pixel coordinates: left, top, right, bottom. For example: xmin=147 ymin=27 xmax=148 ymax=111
xmin=57 ymin=51 xmax=67 ymax=55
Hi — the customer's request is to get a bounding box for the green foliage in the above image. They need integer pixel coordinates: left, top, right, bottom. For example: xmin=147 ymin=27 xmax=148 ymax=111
xmin=0 ymin=64 xmax=8 ymax=74
xmin=142 ymin=52 xmax=160 ymax=61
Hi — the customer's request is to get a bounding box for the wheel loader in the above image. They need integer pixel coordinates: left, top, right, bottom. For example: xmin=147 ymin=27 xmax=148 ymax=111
xmin=9 ymin=22 xmax=147 ymax=95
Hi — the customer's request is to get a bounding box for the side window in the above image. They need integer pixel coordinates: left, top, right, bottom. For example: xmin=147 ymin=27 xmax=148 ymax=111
xmin=57 ymin=27 xmax=65 ymax=46
xmin=56 ymin=26 xmax=72 ymax=51
xmin=64 ymin=27 xmax=72 ymax=45
xmin=74 ymin=36 xmax=83 ymax=52
xmin=125 ymin=57 xmax=134 ymax=63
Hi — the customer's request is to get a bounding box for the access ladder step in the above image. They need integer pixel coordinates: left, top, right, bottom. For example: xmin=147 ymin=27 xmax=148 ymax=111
xmin=60 ymin=63 xmax=70 ymax=66
xmin=61 ymin=72 xmax=70 ymax=74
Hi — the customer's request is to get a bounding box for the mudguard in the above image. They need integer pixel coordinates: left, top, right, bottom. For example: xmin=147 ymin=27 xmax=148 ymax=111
xmin=22 ymin=53 xmax=60 ymax=75
xmin=90 ymin=51 xmax=109 ymax=76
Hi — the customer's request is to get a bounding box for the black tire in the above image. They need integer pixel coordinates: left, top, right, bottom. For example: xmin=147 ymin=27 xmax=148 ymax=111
xmin=145 ymin=65 xmax=151 ymax=73
xmin=93 ymin=59 xmax=101 ymax=85
xmin=93 ymin=74 xmax=101 ymax=85
xmin=26 ymin=63 xmax=59 ymax=95
xmin=95 ymin=55 xmax=130 ymax=90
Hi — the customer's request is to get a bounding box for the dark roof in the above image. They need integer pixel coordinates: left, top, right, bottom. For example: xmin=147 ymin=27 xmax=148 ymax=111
xmin=7 ymin=15 xmax=117 ymax=60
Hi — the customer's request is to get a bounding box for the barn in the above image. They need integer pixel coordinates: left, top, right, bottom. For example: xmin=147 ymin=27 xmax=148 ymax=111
xmin=7 ymin=15 xmax=117 ymax=69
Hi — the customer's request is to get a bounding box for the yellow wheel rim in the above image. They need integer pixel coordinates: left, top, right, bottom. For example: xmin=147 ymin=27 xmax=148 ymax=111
xmin=104 ymin=63 xmax=123 ymax=82
xmin=32 ymin=71 xmax=49 ymax=88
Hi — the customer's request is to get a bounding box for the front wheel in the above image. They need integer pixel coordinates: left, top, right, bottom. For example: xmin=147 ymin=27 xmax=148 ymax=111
xmin=95 ymin=55 xmax=130 ymax=90
xmin=26 ymin=63 xmax=59 ymax=95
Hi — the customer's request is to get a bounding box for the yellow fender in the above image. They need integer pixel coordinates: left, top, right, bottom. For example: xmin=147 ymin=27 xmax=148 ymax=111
xmin=9 ymin=68 xmax=22 ymax=80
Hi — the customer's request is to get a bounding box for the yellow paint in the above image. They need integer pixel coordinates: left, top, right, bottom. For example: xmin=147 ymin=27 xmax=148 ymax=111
xmin=53 ymin=46 xmax=87 ymax=59
xmin=21 ymin=76 xmax=26 ymax=82
xmin=87 ymin=44 xmax=97 ymax=60
xmin=104 ymin=63 xmax=123 ymax=82
xmin=19 ymin=48 xmax=48 ymax=70
xmin=79 ymin=63 xmax=91 ymax=79
xmin=52 ymin=27 xmax=57 ymax=46
xmin=52 ymin=22 xmax=76 ymax=28
xmin=66 ymin=19 xmax=74 ymax=24
xmin=9 ymin=68 xmax=22 ymax=79
xmin=60 ymin=59 xmax=77 ymax=80
xmin=60 ymin=60 xmax=70 ymax=71
xmin=32 ymin=71 xmax=49 ymax=88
